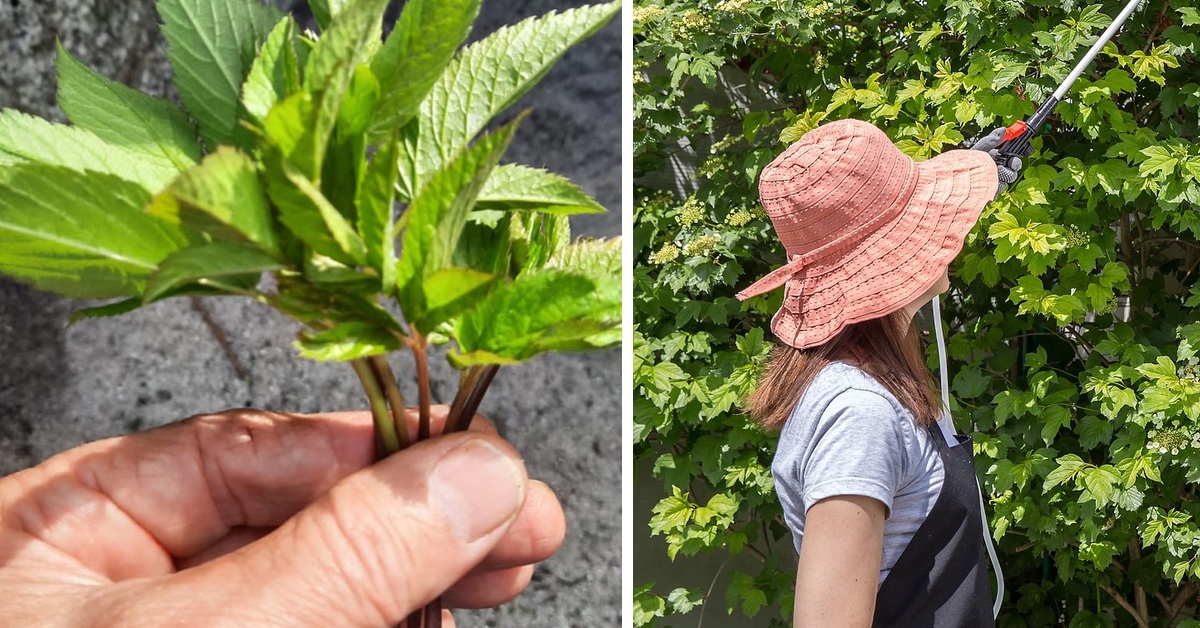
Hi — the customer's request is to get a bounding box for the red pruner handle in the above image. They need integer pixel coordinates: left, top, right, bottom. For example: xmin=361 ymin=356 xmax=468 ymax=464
xmin=1002 ymin=121 xmax=1029 ymax=143
xmin=996 ymin=118 xmax=1036 ymax=160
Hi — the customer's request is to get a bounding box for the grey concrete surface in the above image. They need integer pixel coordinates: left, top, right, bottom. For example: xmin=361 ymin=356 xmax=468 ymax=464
xmin=0 ymin=1 xmax=621 ymax=626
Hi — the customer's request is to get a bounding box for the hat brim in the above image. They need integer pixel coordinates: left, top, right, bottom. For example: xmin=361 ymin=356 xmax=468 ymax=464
xmin=769 ymin=148 xmax=998 ymax=349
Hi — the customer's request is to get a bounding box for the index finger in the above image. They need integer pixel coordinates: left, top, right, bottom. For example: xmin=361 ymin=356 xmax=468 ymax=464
xmin=4 ymin=406 xmax=495 ymax=569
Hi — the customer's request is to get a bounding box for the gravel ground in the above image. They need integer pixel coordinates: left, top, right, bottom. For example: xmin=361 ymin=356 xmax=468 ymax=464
xmin=0 ymin=1 xmax=621 ymax=625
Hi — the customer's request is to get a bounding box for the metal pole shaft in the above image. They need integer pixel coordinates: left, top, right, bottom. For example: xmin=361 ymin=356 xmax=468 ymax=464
xmin=1053 ymin=0 xmax=1145 ymax=100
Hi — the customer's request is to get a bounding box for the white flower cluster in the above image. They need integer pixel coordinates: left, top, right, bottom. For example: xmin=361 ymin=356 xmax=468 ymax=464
xmin=676 ymin=196 xmax=706 ymax=226
xmin=633 ymin=5 xmax=666 ymax=23
xmin=683 ymin=234 xmax=721 ymax=256
xmin=715 ymin=0 xmax=752 ymax=12
xmin=726 ymin=208 xmax=755 ymax=227
xmin=674 ymin=9 xmax=712 ymax=41
xmin=649 ymin=243 xmax=681 ymax=264
xmin=1147 ymin=426 xmax=1197 ymax=456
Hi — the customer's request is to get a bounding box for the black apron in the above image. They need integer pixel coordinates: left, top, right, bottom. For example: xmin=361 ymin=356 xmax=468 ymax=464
xmin=872 ymin=427 xmax=995 ymax=627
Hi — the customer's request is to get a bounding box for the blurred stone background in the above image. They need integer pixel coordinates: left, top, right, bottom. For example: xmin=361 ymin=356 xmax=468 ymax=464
xmin=0 ymin=1 xmax=621 ymax=625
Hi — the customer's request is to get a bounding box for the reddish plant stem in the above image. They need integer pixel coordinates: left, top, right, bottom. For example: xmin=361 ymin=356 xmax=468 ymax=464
xmin=410 ymin=337 xmax=433 ymax=441
xmin=407 ymin=336 xmax=439 ymax=627
xmin=426 ymin=598 xmax=442 ymax=628
xmin=446 ymin=367 xmax=485 ymax=433
xmin=455 ymin=365 xmax=499 ymax=432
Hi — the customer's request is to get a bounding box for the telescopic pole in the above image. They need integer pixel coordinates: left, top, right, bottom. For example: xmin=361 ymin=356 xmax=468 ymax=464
xmin=996 ymin=0 xmax=1145 ymax=161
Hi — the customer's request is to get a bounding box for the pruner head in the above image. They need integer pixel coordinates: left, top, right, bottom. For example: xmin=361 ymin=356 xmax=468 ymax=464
xmin=997 ymin=121 xmax=1035 ymax=160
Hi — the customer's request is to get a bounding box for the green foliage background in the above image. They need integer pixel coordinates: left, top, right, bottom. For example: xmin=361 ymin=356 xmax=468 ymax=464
xmin=633 ymin=0 xmax=1200 ymax=625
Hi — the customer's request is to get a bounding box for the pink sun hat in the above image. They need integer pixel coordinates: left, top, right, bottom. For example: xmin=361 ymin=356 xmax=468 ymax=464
xmin=735 ymin=119 xmax=999 ymax=349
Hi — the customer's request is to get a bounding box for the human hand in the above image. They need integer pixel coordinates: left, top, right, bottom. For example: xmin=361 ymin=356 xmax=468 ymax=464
xmin=970 ymin=127 xmax=1023 ymax=198
xmin=0 ymin=405 xmax=563 ymax=627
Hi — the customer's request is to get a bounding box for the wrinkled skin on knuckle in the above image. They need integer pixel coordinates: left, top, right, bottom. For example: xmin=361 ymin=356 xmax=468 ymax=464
xmin=191 ymin=410 xmax=345 ymax=529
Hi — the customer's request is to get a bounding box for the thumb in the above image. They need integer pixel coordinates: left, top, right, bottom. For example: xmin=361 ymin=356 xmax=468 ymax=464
xmin=135 ymin=433 xmax=528 ymax=627
xmin=971 ymin=126 xmax=1006 ymax=152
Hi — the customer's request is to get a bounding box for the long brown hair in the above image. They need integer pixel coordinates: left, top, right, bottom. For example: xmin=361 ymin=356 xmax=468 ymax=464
xmin=746 ymin=310 xmax=940 ymax=430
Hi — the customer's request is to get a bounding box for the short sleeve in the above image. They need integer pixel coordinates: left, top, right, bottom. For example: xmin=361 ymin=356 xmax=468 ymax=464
xmin=799 ymin=389 xmax=909 ymax=518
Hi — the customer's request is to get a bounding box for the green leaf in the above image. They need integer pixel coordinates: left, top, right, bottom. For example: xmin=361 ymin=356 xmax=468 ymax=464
xmin=1078 ymin=415 xmax=1113 ymax=449
xmin=320 ymin=131 xmax=367 ymax=227
xmin=917 ymin=23 xmax=944 ymax=49
xmin=0 ymin=108 xmax=181 ymax=191
xmin=1137 ymin=356 xmax=1178 ymax=381
xmin=269 ymin=274 xmax=400 ymax=329
xmin=953 ymin=367 xmax=993 ymax=399
xmin=1140 ymin=145 xmax=1178 ymax=177
xmin=1040 ymin=405 xmax=1072 ymax=443
xmin=0 ymin=165 xmax=188 ymax=299
xmin=895 ymin=78 xmax=926 ymax=104
xmin=264 ymin=92 xmax=324 ymax=179
xmin=633 ymin=584 xmax=667 ymax=627
xmin=547 ymin=236 xmax=622 ymax=279
xmin=144 ymin=241 xmax=281 ymax=302
xmin=992 ymin=58 xmax=1028 ymax=90
xmin=336 ymin=64 xmax=381 ymax=139
xmin=400 ymin=1 xmax=619 ymax=197
xmin=241 ymin=16 xmax=302 ymax=124
xmin=420 ymin=266 xmax=497 ymax=329
xmin=1082 ymin=465 xmax=1122 ymax=506
xmin=147 ymin=146 xmax=279 ymax=254
xmin=454 ymin=213 xmax=513 ymax=277
xmin=397 ymin=115 xmax=523 ymax=331
xmin=510 ymin=211 xmax=572 ymax=275
xmin=726 ymin=571 xmax=767 ymax=618
xmin=452 ymin=268 xmax=619 ymax=366
xmin=158 ymin=0 xmax=285 ymax=149
xmin=68 ymin=297 xmax=143 ymax=324
xmin=303 ymin=0 xmax=387 ymax=91
xmin=667 ymin=588 xmax=703 ymax=615
xmin=309 ymin=0 xmax=351 ymax=30
xmin=1179 ymin=323 xmax=1200 ymax=360
xmin=55 ymin=42 xmax=201 ymax=170
xmin=264 ymin=154 xmax=368 ymax=265
xmin=356 ymin=131 xmax=401 ymax=288
xmin=650 ymin=488 xmax=694 ymax=537
xmin=1080 ymin=541 xmax=1119 ymax=569
xmin=296 ymin=0 xmax=389 ymax=178
xmin=1140 ymin=518 xmax=1167 ymax=546
xmin=369 ymin=0 xmax=482 ymax=137
xmin=476 ymin=164 xmax=606 ymax=214
xmin=1074 ymin=4 xmax=1112 ymax=31
xmin=545 ymin=237 xmax=621 ymax=329
xmin=1044 ymin=454 xmax=1087 ymax=491
xmin=1101 ymin=69 xmax=1137 ymax=94
xmin=653 ymin=453 xmax=692 ymax=488
xmin=294 ymin=321 xmax=402 ymax=361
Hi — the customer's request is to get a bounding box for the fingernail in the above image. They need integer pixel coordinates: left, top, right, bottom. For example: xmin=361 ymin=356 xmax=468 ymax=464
xmin=431 ymin=439 xmax=525 ymax=544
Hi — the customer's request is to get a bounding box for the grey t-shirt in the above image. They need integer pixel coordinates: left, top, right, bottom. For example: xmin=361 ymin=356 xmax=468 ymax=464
xmin=772 ymin=361 xmax=944 ymax=583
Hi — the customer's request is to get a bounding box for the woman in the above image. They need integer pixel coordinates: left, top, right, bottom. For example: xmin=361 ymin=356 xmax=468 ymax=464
xmin=736 ymin=119 xmax=1020 ymax=627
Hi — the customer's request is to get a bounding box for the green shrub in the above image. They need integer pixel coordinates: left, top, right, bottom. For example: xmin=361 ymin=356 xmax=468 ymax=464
xmin=633 ymin=0 xmax=1200 ymax=625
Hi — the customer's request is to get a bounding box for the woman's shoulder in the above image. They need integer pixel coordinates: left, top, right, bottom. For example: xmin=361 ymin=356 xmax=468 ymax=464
xmin=805 ymin=361 xmax=908 ymax=416
xmin=776 ymin=361 xmax=916 ymax=447
xmin=775 ymin=361 xmax=926 ymax=482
